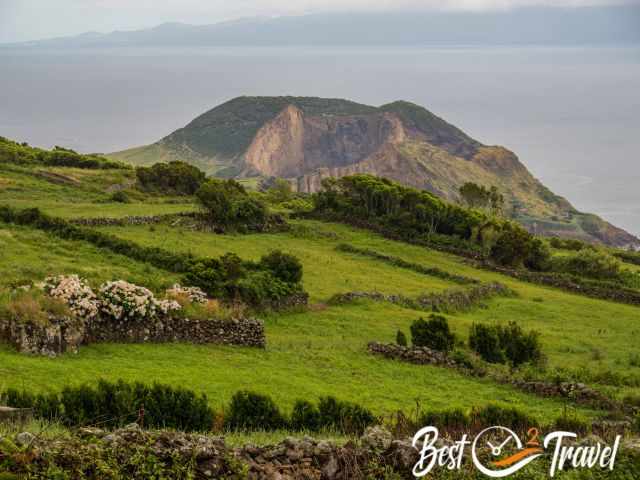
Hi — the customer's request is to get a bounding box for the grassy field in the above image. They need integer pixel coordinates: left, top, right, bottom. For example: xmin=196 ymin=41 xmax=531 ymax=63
xmin=0 ymin=224 xmax=179 ymax=291
xmin=1 ymin=164 xmax=639 ymax=425
xmin=0 ymin=163 xmax=198 ymax=218
xmin=95 ymin=220 xmax=640 ymax=380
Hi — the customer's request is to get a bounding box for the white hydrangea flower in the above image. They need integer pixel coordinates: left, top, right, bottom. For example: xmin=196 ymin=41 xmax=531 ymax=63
xmin=43 ymin=274 xmax=100 ymax=319
xmin=165 ymin=284 xmax=208 ymax=304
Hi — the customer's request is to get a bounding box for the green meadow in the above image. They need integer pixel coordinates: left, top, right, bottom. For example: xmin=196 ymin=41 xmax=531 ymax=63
xmin=2 ymin=163 xmax=640 ymax=425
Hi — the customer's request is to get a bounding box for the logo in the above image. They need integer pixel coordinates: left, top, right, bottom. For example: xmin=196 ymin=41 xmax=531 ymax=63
xmin=412 ymin=426 xmax=621 ymax=478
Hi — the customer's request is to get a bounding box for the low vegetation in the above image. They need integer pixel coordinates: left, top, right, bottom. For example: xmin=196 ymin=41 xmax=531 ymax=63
xmin=0 ymin=136 xmax=125 ymax=170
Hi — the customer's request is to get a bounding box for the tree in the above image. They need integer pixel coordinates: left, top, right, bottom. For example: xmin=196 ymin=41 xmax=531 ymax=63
xmin=459 ymin=182 xmax=504 ymax=216
xmin=195 ymin=179 xmax=247 ymax=224
xmin=136 ymin=161 xmax=206 ymax=195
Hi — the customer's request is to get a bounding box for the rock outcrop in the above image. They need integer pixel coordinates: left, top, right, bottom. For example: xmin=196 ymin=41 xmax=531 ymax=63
xmin=109 ymin=96 xmax=640 ymax=248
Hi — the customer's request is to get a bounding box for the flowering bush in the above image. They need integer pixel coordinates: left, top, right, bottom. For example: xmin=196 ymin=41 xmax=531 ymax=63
xmin=99 ymin=280 xmax=181 ymax=321
xmin=165 ymin=284 xmax=208 ymax=304
xmin=43 ymin=275 xmax=100 ymax=319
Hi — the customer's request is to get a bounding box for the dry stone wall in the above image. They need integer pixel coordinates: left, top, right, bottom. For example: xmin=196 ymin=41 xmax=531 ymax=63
xmin=0 ymin=313 xmax=265 ymax=357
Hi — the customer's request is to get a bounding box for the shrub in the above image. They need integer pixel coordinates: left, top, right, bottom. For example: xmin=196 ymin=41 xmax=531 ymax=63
xmin=195 ymin=179 xmax=244 ymax=220
xmin=233 ymin=197 xmax=268 ymax=230
xmin=317 ymin=396 xmax=376 ymax=435
xmin=225 ymin=391 xmax=286 ymax=431
xmin=491 ymin=222 xmax=542 ymax=268
xmin=419 ymin=408 xmax=470 ymax=433
xmin=259 ymin=250 xmax=303 ymax=284
xmin=469 ymin=322 xmax=542 ymax=366
xmin=99 ymin=280 xmax=180 ymax=321
xmin=136 ymin=161 xmax=206 ymax=195
xmin=496 ymin=322 xmax=543 ymax=366
xmin=290 ymin=399 xmax=321 ymax=431
xmin=43 ymin=274 xmax=99 ymax=319
xmin=396 ymin=330 xmax=407 ymax=347
xmin=468 ymin=323 xmax=505 ymax=364
xmin=196 ymin=179 xmax=269 ymax=230
xmin=472 ymin=404 xmax=538 ymax=433
xmin=109 ymin=191 xmax=131 ymax=203
xmin=553 ymin=249 xmax=622 ymax=281
xmin=234 ymin=271 xmax=300 ymax=307
xmin=1 ymin=380 xmax=214 ymax=432
xmin=410 ymin=314 xmax=455 ymax=353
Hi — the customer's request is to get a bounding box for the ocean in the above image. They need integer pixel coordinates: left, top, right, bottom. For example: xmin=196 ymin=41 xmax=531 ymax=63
xmin=1 ymin=45 xmax=638 ymax=236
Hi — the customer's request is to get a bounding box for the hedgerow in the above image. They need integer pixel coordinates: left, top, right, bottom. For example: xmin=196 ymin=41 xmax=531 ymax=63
xmin=335 ymin=243 xmax=478 ymax=285
xmin=0 ymin=205 xmax=305 ymax=308
xmin=1 ymin=380 xmax=213 ymax=432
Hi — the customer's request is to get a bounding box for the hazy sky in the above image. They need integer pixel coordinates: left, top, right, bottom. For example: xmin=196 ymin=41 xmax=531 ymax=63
xmin=1 ymin=0 xmax=638 ymax=42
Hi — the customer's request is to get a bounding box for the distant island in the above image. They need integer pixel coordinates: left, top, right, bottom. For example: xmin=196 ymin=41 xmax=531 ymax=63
xmin=109 ymin=95 xmax=640 ymax=248
xmin=5 ymin=6 xmax=640 ymax=48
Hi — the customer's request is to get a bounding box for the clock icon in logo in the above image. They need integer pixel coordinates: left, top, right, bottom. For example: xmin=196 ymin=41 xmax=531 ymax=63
xmin=471 ymin=426 xmax=544 ymax=478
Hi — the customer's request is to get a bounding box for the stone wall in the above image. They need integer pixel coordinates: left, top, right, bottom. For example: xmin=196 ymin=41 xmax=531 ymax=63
xmin=70 ymin=212 xmax=196 ymax=227
xmin=368 ymin=342 xmax=622 ymax=412
xmin=330 ymin=282 xmax=512 ymax=314
xmin=367 ymin=342 xmax=459 ymax=368
xmin=1 ymin=423 xmax=420 ymax=480
xmin=1 ymin=313 xmax=265 ymax=357
xmin=1 ymin=315 xmax=85 ymax=357
xmin=85 ymin=315 xmax=265 ymax=348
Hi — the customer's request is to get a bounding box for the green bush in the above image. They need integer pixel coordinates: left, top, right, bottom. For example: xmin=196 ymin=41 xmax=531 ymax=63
xmin=472 ymin=404 xmax=538 ymax=432
xmin=410 ymin=314 xmax=455 ymax=353
xmin=1 ymin=380 xmax=214 ymax=432
xmin=553 ymin=248 xmax=622 ymax=281
xmin=290 ymin=400 xmax=321 ymax=431
xmin=225 ymin=391 xmax=286 ymax=431
xmin=318 ymin=396 xmax=376 ymax=435
xmin=136 ymin=161 xmax=206 ymax=195
xmin=469 ymin=322 xmax=542 ymax=366
xmin=259 ymin=250 xmax=303 ymax=284
xmin=419 ymin=408 xmax=470 ymax=432
xmin=468 ymin=323 xmax=505 ymax=364
xmin=396 ymin=330 xmax=407 ymax=347
xmin=109 ymin=191 xmax=131 ymax=203
xmin=196 ymin=179 xmax=269 ymax=231
xmin=491 ymin=222 xmax=550 ymax=269
xmin=496 ymin=322 xmax=543 ymax=366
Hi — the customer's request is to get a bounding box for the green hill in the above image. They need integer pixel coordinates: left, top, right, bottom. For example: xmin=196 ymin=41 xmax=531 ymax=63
xmin=1 ymin=147 xmax=640 ymax=423
xmin=109 ymin=96 xmax=639 ymax=248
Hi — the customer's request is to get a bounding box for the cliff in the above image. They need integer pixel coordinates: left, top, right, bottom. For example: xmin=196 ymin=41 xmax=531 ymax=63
xmin=109 ymin=96 xmax=639 ymax=248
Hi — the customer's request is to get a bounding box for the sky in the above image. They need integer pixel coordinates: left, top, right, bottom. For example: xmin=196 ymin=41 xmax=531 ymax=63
xmin=1 ymin=0 xmax=638 ymax=43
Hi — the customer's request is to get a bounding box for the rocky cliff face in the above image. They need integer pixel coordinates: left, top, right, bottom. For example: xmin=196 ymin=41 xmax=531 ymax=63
xmin=243 ymin=105 xmax=407 ymax=178
xmin=109 ymin=96 xmax=640 ymax=247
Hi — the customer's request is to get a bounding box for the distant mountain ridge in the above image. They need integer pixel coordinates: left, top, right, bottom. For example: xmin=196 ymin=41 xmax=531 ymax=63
xmin=5 ymin=7 xmax=640 ymax=48
xmin=109 ymin=96 xmax=640 ymax=248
